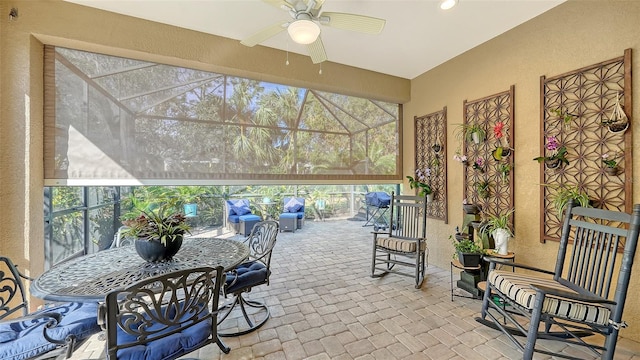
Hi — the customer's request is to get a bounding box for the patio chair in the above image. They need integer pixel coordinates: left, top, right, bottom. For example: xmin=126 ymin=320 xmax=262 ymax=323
xmin=0 ymin=256 xmax=101 ymax=360
xmin=477 ymin=200 xmax=640 ymax=360
xmin=279 ymin=197 xmax=305 ymax=231
xmin=218 ymin=220 xmax=278 ymax=336
xmin=225 ymin=199 xmax=262 ymax=236
xmin=100 ymin=266 xmax=230 ymax=359
xmin=371 ymin=192 xmax=428 ymax=289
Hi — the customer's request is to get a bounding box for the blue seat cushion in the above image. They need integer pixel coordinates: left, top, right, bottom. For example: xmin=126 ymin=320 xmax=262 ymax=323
xmin=226 ymin=199 xmax=252 ymax=216
xmin=284 ymin=198 xmax=304 ymax=213
xmin=239 ymin=214 xmax=261 ymax=222
xmin=228 ymin=214 xmax=240 ymax=224
xmin=279 ymin=213 xmax=297 ymax=220
xmin=0 ymin=302 xmax=100 ymax=360
xmin=225 ymin=261 xmax=268 ymax=294
xmin=115 ymin=303 xmax=211 ymax=360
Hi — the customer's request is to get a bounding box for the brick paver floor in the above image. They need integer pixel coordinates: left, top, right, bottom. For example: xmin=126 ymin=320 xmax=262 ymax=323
xmin=70 ymin=219 xmax=640 ymax=359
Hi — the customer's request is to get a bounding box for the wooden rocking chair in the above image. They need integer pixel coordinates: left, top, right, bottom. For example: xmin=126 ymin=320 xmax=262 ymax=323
xmin=477 ymin=200 xmax=640 ymax=360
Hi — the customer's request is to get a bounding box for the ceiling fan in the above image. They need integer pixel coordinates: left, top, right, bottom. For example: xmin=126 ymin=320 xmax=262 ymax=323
xmin=240 ymin=0 xmax=386 ymax=64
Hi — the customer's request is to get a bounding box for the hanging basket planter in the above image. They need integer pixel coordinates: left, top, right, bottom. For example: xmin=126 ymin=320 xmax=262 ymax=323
xmin=545 ymin=158 xmax=562 ymax=169
xmin=608 ymin=122 xmax=629 ymax=134
xmin=604 ymin=166 xmax=622 ymax=176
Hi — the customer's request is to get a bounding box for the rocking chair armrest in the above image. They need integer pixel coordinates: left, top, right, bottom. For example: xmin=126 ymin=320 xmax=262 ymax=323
xmin=372 ymin=231 xmax=388 ymax=236
xmin=529 ymin=284 xmax=617 ymax=305
xmin=483 ymin=257 xmax=555 ymax=275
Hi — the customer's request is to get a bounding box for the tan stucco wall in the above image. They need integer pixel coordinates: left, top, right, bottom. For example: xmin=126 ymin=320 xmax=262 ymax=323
xmin=0 ymin=0 xmax=408 ymax=305
xmin=404 ymin=0 xmax=640 ymax=341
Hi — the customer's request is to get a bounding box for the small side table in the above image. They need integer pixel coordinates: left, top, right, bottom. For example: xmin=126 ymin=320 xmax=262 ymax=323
xmin=450 ymin=259 xmax=482 ymax=301
xmin=484 ymin=251 xmax=516 ymax=271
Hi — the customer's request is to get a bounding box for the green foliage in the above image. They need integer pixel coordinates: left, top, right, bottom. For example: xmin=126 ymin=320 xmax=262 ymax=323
xmin=551 ymin=108 xmax=575 ymax=126
xmin=451 ymin=238 xmax=485 ymax=259
xmin=544 ymin=184 xmax=591 ymax=218
xmin=121 ymin=201 xmax=191 ymax=246
xmin=454 ymin=123 xmax=486 ymax=143
xmin=480 ymin=208 xmax=515 ymax=237
xmin=475 ymin=180 xmax=490 ymax=199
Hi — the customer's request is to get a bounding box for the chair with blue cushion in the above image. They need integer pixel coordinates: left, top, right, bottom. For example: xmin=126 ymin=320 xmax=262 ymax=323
xmin=218 ymin=220 xmax=278 ymax=337
xmin=279 ymin=197 xmax=305 ymax=231
xmin=0 ymin=256 xmax=101 ymax=360
xmin=225 ymin=199 xmax=261 ymax=235
xmin=100 ymin=266 xmax=229 ymax=360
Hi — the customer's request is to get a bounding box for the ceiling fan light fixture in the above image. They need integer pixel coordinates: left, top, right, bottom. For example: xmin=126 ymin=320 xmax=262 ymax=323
xmin=439 ymin=0 xmax=458 ymax=10
xmin=287 ymin=19 xmax=320 ymax=45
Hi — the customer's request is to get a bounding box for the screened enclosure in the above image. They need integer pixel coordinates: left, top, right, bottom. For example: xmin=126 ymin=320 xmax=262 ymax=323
xmin=44 ymin=46 xmax=401 ymax=185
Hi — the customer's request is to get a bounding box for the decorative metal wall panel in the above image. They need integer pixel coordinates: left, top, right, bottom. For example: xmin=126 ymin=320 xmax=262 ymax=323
xmin=539 ymin=49 xmax=633 ymax=244
xmin=462 ymin=86 xmax=515 ymax=224
xmin=414 ymin=107 xmax=448 ymax=223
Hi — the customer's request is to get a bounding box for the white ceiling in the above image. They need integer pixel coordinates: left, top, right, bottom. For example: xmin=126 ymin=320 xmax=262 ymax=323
xmin=65 ymin=0 xmax=565 ymax=79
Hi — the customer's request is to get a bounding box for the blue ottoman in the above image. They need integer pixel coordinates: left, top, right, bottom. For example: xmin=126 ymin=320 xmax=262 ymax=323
xmin=239 ymin=214 xmax=261 ymax=236
xmin=279 ymin=213 xmax=297 ymax=233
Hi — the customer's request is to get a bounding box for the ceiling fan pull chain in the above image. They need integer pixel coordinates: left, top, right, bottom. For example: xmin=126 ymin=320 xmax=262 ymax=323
xmin=319 ymin=62 xmax=322 ymax=75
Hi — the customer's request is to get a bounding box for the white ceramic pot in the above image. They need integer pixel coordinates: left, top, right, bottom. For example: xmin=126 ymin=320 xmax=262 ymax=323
xmin=492 ymin=228 xmax=510 ymax=255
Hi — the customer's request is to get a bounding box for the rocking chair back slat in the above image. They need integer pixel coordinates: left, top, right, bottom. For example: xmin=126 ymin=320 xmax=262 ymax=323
xmin=389 ymin=196 xmax=426 ymax=240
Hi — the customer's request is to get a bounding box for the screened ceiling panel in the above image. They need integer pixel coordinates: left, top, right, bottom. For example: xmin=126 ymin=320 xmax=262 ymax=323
xmin=44 ymin=46 xmax=401 ymax=185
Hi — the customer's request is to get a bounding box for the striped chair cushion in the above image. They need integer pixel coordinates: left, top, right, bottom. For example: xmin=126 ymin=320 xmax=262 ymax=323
xmin=488 ymin=270 xmax=611 ymax=326
xmin=376 ymin=237 xmax=426 ymax=253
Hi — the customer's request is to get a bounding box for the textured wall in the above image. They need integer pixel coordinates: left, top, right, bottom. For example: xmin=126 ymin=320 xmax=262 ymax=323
xmin=405 ymin=0 xmax=640 ymax=341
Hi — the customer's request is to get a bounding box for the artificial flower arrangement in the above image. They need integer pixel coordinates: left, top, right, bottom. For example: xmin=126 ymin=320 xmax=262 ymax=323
xmin=602 ymin=153 xmax=622 ymax=175
xmin=406 ymin=168 xmax=433 ymax=196
xmin=453 ymin=153 xmax=468 ymax=164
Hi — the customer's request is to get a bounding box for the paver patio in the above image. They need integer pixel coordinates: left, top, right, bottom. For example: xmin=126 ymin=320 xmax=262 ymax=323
xmin=70 ymin=219 xmax=640 ymax=359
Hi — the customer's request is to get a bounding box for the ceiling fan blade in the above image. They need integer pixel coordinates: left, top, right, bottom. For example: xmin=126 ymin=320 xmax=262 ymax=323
xmin=240 ymin=21 xmax=288 ymax=47
xmin=320 ymin=12 xmax=386 ymax=34
xmin=307 ymin=36 xmax=327 ymax=64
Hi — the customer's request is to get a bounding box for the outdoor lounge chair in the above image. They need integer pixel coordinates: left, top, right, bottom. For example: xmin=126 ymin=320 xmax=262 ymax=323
xmin=0 ymin=256 xmax=101 ymax=360
xmin=279 ymin=197 xmax=305 ymax=231
xmin=477 ymin=200 xmax=640 ymax=360
xmin=371 ymin=192 xmax=428 ymax=288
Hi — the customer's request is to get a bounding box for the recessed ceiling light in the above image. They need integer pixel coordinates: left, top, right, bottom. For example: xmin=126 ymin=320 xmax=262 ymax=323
xmin=440 ymin=0 xmax=458 ymax=10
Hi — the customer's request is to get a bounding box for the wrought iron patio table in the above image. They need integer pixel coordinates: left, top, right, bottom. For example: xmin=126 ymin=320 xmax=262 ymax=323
xmin=30 ymin=237 xmax=249 ymax=303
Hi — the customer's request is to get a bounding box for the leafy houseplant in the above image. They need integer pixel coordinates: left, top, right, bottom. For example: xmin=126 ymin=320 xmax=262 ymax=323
xmin=602 ymin=153 xmax=622 ymax=176
xmin=601 ymin=92 xmax=629 ymax=133
xmin=480 ymin=209 xmax=514 ymax=255
xmin=476 ymin=180 xmax=490 ymax=199
xmin=121 ymin=202 xmax=191 ymax=262
xmin=533 ymin=136 xmax=569 ymax=169
xmin=498 ymin=163 xmax=512 ymax=184
xmin=551 ymin=108 xmax=575 ymax=129
xmin=455 ymin=123 xmax=486 ymax=144
xmin=452 ymin=238 xmax=485 ymax=267
xmin=544 ymin=184 xmax=591 ymax=218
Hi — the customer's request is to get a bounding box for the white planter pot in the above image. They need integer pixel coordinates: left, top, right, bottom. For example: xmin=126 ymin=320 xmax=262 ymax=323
xmin=472 ymin=132 xmax=480 ymax=144
xmin=427 ymin=193 xmax=434 ymax=203
xmin=492 ymin=228 xmax=510 ymax=255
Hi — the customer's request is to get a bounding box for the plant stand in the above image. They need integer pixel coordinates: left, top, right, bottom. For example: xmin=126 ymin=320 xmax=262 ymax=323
xmin=450 ymin=259 xmax=482 ymax=301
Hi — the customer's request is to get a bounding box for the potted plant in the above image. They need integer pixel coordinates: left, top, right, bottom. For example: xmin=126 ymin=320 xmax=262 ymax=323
xmin=544 ymin=184 xmax=591 ymax=218
xmin=453 ymin=153 xmax=468 ymax=166
xmin=476 ymin=180 xmax=490 ymax=199
xmin=551 ymin=108 xmax=575 ymax=129
xmin=452 ymin=238 xmax=486 ymax=267
xmin=498 ymin=163 xmax=512 ymax=184
xmin=472 ymin=157 xmax=485 ymax=173
xmin=601 ymin=92 xmax=629 ymax=133
xmin=407 ymin=168 xmax=433 ymax=197
xmin=533 ymin=136 xmax=569 ymax=169
xmin=174 ymin=186 xmax=203 ymax=217
xmin=462 ymin=199 xmax=479 ymax=214
xmin=432 ymin=143 xmax=442 ymax=153
xmin=480 ymin=209 xmax=514 ymax=255
xmin=455 ymin=123 xmax=486 ymax=144
xmin=121 ymin=201 xmax=191 ymax=262
xmin=492 ymin=121 xmax=512 ymax=160
xmin=601 ymin=153 xmax=622 ymax=176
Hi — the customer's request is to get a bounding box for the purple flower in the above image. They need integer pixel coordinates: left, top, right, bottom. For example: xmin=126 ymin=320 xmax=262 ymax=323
xmin=475 ymin=157 xmax=485 ymax=167
xmin=545 ymin=136 xmax=559 ymax=152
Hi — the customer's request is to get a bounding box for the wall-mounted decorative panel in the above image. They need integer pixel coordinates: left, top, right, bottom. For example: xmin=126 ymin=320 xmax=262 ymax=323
xmin=462 ymin=86 xmax=515 ymax=223
xmin=415 ymin=107 xmax=448 ymax=223
xmin=539 ymin=49 xmax=633 ymax=244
